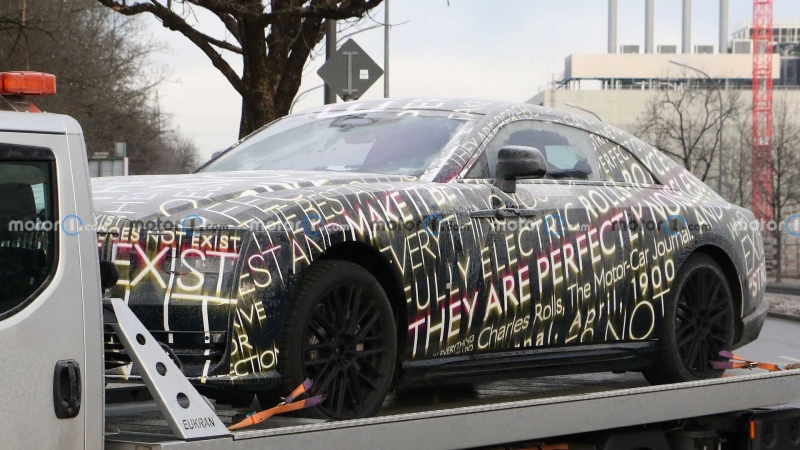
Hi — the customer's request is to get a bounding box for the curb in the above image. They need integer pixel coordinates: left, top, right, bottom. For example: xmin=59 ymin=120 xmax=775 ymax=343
xmin=766 ymin=284 xmax=800 ymax=296
xmin=765 ymin=284 xmax=800 ymax=322
xmin=767 ymin=311 xmax=800 ymax=323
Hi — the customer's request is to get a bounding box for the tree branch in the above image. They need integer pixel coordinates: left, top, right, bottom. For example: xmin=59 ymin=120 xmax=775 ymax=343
xmin=274 ymin=15 xmax=326 ymax=112
xmin=185 ymin=0 xmax=262 ymax=18
xmin=260 ymin=0 xmax=384 ymax=26
xmin=213 ymin=11 xmax=241 ymax=43
xmin=96 ymin=0 xmax=244 ymax=93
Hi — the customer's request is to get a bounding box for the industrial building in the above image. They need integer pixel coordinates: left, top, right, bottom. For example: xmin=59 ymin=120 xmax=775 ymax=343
xmin=527 ymin=0 xmax=799 ymax=136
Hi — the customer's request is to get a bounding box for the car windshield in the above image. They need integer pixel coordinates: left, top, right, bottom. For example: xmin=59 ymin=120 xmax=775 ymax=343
xmin=200 ymin=111 xmax=475 ymax=176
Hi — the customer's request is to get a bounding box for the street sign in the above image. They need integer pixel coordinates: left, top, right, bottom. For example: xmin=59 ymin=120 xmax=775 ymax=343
xmin=317 ymin=39 xmax=384 ymax=101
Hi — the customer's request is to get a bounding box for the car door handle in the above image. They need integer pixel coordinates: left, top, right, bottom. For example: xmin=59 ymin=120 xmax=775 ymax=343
xmin=53 ymin=360 xmax=81 ymax=419
xmin=469 ymin=208 xmax=538 ymax=219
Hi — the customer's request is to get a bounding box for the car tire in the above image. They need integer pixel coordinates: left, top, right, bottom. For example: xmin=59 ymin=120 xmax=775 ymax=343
xmin=258 ymin=260 xmax=397 ymax=420
xmin=644 ymin=253 xmax=735 ymax=385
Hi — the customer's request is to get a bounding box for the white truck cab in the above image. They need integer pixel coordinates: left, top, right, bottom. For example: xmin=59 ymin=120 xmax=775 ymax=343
xmin=0 ymin=72 xmax=105 ymax=449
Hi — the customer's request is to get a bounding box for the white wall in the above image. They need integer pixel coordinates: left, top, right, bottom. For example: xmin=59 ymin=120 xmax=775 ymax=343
xmin=565 ymin=53 xmax=780 ymax=80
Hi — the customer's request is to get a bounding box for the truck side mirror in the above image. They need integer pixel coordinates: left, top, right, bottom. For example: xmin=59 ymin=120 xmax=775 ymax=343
xmin=494 ymin=146 xmax=547 ymax=193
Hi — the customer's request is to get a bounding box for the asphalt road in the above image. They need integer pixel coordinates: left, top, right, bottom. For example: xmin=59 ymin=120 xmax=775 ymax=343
xmin=734 ymin=316 xmax=800 ymax=408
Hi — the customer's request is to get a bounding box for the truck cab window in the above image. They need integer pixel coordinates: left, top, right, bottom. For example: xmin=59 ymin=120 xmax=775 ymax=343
xmin=0 ymin=161 xmax=57 ymax=318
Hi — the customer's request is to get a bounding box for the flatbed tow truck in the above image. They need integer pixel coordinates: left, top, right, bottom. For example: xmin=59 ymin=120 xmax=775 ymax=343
xmin=1 ymin=72 xmax=799 ymax=450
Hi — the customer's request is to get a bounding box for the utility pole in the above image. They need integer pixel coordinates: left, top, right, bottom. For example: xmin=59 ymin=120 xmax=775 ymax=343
xmin=324 ymin=20 xmax=337 ymax=105
xmin=384 ymin=0 xmax=390 ymax=98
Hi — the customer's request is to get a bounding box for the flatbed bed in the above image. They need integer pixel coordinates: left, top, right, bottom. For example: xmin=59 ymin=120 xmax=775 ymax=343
xmin=104 ymin=369 xmax=800 ymax=449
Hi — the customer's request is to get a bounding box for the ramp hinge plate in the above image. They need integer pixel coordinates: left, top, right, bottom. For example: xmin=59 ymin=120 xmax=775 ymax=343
xmin=107 ymin=298 xmax=230 ymax=440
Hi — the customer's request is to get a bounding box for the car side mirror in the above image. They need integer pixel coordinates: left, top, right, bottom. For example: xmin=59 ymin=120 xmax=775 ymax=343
xmin=494 ymin=146 xmax=547 ymax=193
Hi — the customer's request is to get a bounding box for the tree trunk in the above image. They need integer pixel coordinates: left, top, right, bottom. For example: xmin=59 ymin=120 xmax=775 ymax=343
xmin=239 ymin=88 xmax=273 ymax=139
xmin=238 ymin=17 xmax=275 ymax=139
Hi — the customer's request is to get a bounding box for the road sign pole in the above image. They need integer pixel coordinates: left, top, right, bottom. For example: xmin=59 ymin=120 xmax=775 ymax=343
xmin=384 ymin=0 xmax=390 ymax=98
xmin=344 ymin=51 xmax=358 ymax=101
xmin=324 ymin=20 xmax=337 ymax=105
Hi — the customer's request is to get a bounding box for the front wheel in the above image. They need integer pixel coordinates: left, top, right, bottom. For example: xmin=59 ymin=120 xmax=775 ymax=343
xmin=259 ymin=260 xmax=397 ymax=420
xmin=644 ymin=254 xmax=735 ymax=385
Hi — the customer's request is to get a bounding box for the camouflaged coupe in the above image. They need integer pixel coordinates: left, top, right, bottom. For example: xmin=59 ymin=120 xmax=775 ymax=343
xmin=94 ymin=98 xmax=768 ymax=420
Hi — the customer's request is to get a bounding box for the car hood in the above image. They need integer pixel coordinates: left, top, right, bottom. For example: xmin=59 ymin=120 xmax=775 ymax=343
xmin=91 ymin=170 xmax=418 ymax=223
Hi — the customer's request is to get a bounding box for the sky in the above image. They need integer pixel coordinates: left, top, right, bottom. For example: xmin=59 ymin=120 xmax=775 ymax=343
xmin=141 ymin=0 xmax=800 ymax=160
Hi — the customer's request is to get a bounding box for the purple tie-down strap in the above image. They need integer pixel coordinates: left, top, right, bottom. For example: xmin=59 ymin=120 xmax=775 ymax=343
xmin=718 ymin=350 xmax=735 ymax=359
xmin=303 ymin=395 xmax=323 ymax=408
xmin=285 ymin=378 xmax=314 ymax=404
xmin=711 ymin=360 xmax=735 ymax=370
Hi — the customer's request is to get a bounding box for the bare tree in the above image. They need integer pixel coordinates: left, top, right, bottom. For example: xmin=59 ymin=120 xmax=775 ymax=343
xmin=97 ymin=0 xmax=384 ymax=138
xmin=720 ymin=111 xmax=753 ymax=208
xmin=0 ymin=0 xmax=199 ymax=175
xmin=165 ymin=132 xmax=202 ymax=173
xmin=0 ymin=10 xmax=25 ymax=37
xmin=635 ymin=85 xmax=742 ymax=183
xmin=765 ymin=99 xmax=800 ymax=282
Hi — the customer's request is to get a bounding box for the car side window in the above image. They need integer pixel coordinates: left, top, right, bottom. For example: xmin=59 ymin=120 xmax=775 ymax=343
xmin=588 ymin=133 xmax=657 ymax=184
xmin=467 ymin=120 xmax=602 ymax=181
xmin=0 ymin=150 xmax=58 ymax=320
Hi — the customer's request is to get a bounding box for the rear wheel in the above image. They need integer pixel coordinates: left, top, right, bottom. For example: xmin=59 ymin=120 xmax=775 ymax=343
xmin=258 ymin=260 xmax=396 ymax=420
xmin=644 ymin=254 xmax=735 ymax=384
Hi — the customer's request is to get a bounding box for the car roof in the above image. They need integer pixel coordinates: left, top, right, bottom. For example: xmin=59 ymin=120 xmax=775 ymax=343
xmin=296 ymin=97 xmax=614 ymax=135
xmin=0 ymin=110 xmax=81 ymax=135
xmin=298 ymin=97 xmax=506 ymax=117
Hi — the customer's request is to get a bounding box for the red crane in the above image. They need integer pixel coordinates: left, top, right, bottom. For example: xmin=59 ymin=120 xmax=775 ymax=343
xmin=751 ymin=0 xmax=774 ymax=222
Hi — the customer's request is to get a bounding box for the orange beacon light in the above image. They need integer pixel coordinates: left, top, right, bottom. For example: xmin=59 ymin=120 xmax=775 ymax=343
xmin=0 ymin=71 xmax=56 ymax=96
xmin=0 ymin=71 xmax=56 ymax=112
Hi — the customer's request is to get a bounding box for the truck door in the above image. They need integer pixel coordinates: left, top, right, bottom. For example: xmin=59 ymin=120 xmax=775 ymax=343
xmin=0 ymin=127 xmax=104 ymax=449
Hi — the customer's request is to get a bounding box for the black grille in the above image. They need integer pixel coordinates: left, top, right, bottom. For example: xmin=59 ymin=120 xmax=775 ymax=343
xmin=104 ymin=326 xmax=227 ymax=377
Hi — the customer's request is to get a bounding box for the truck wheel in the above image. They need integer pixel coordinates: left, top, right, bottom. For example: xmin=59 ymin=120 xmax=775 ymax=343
xmin=644 ymin=254 xmax=734 ymax=385
xmin=260 ymin=260 xmax=396 ymax=420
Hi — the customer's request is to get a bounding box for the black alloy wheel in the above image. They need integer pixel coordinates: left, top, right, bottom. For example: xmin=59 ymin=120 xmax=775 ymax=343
xmin=674 ymin=266 xmax=734 ymax=378
xmin=263 ymin=260 xmax=396 ymax=420
xmin=644 ymin=254 xmax=735 ymax=385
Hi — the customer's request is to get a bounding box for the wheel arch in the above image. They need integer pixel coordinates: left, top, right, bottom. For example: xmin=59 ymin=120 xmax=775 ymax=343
xmin=317 ymin=241 xmax=408 ymax=352
xmin=690 ymin=244 xmax=744 ymax=343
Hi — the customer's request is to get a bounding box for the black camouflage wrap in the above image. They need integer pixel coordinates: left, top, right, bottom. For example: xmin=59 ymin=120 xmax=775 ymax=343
xmin=94 ymin=98 xmax=766 ymax=390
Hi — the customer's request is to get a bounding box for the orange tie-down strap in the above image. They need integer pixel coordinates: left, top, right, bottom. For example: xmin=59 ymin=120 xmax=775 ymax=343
xmin=712 ymin=350 xmax=800 ymax=372
xmin=228 ymin=379 xmax=323 ymax=431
